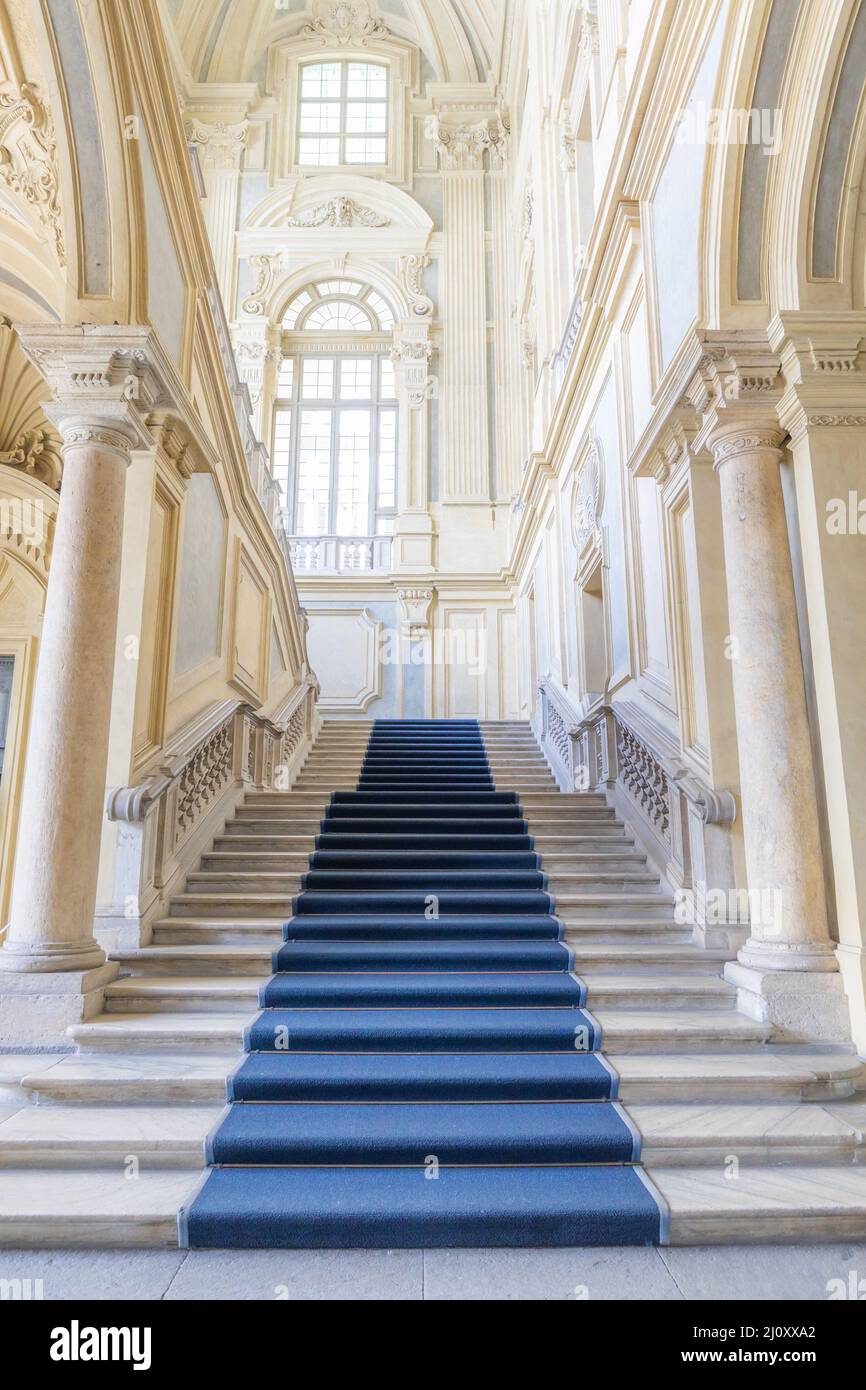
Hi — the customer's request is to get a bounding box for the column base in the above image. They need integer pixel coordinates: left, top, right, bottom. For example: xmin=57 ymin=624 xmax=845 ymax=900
xmin=725 ymin=959 xmax=851 ymax=1043
xmin=0 ymin=939 xmax=108 ymax=973
xmin=0 ymin=963 xmax=119 ymax=1046
xmin=736 ymin=936 xmax=839 ymax=973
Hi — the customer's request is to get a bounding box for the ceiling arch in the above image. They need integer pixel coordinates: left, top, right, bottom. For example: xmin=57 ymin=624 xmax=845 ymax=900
xmin=168 ymin=0 xmax=504 ymax=86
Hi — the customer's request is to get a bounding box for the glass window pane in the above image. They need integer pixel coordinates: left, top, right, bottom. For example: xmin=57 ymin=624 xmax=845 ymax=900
xmin=316 ymin=280 xmax=363 ymax=298
xmin=298 ymin=137 xmax=340 ymax=166
xmin=278 ymin=358 xmax=295 ymax=395
xmin=377 ymin=407 xmax=397 ymax=510
xmin=296 ymin=410 xmax=332 ymax=536
xmin=336 ymin=410 xmax=371 ymax=536
xmin=368 ymin=293 xmax=394 ymax=330
xmin=301 ymin=358 xmax=335 ymax=400
xmin=347 ymin=64 xmax=388 ymax=99
xmin=346 ymin=103 xmax=387 ymax=134
xmin=272 ymin=408 xmax=292 ymax=495
xmin=302 ymin=63 xmax=341 ymax=98
xmin=380 ymin=356 xmax=397 ymax=400
xmin=340 ymin=358 xmax=373 ymax=400
xmin=305 ymin=300 xmax=373 ymax=332
xmin=282 ymin=293 xmax=311 ymax=329
xmin=345 ymin=137 xmax=387 ymax=164
xmin=300 ymin=103 xmax=341 ymax=134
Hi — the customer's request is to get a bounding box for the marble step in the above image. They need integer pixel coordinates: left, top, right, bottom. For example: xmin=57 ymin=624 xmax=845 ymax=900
xmin=170 ymin=893 xmax=296 ymax=917
xmin=110 ymin=942 xmax=730 ymax=978
xmin=0 ymin=1104 xmax=220 ymax=1167
xmin=21 ymin=1053 xmax=241 ymax=1104
xmin=182 ymin=871 xmax=661 ymax=895
xmin=166 ymin=891 xmax=674 ymax=922
xmin=111 ymin=945 xmax=275 ymax=975
xmin=24 ymin=1050 xmax=863 ymax=1107
xmin=562 ymin=923 xmax=695 ymax=944
xmin=652 ymin=1164 xmax=866 ymax=1244
xmin=213 ymin=832 xmax=639 ymax=854
xmin=69 ymin=1006 xmax=770 ymax=1052
xmin=198 ymin=851 xmax=650 ymax=875
xmin=102 ymin=970 xmax=736 ymax=1014
xmin=8 ymin=1162 xmax=866 ymax=1248
xmin=202 ymin=845 xmax=650 ymax=867
xmin=1 ymin=1098 xmax=861 ymax=1171
xmin=631 ymin=1101 xmax=866 ymax=1165
xmin=150 ymin=917 xmax=687 ymax=949
xmin=212 ymin=836 xmax=317 ymax=853
xmin=153 ymin=917 xmax=285 ymax=945
xmin=553 ymin=893 xmax=674 ymax=920
xmin=0 ymin=1168 xmax=198 ymax=1247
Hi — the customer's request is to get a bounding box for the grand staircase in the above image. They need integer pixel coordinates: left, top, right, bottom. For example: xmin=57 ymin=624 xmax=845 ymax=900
xmin=1 ymin=719 xmax=866 ymax=1246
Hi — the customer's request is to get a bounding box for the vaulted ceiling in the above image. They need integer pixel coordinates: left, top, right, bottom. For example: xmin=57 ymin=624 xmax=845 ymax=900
xmin=168 ymin=0 xmax=505 ymax=86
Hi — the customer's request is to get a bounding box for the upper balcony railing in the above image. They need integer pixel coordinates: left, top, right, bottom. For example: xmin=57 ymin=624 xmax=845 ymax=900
xmin=289 ymin=535 xmax=393 ymax=575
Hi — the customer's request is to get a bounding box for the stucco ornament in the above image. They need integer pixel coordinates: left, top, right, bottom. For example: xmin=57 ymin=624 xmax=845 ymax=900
xmin=302 ymin=2 xmax=389 ymax=47
xmin=572 ymin=438 xmax=603 ymax=554
xmin=287 ymin=197 xmax=390 ymax=228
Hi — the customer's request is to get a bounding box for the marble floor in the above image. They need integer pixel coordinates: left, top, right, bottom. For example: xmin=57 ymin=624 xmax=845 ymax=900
xmin=2 ymin=1243 xmax=866 ymax=1300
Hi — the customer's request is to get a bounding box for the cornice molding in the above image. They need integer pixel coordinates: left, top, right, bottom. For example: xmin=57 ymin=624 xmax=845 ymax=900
xmin=16 ymin=326 xmax=178 ymax=455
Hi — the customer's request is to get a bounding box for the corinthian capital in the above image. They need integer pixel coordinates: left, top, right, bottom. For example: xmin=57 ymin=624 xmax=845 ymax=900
xmin=185 ymin=118 xmax=249 ymax=171
xmin=425 ymin=113 xmax=510 ymax=171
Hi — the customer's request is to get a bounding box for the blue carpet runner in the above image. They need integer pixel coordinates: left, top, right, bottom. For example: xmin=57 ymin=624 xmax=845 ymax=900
xmin=180 ymin=720 xmax=665 ymax=1248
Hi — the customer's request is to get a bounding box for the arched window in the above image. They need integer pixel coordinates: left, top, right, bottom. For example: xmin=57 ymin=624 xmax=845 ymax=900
xmin=271 ymin=281 xmax=398 ymax=541
xmin=297 ymin=60 xmax=389 ymax=167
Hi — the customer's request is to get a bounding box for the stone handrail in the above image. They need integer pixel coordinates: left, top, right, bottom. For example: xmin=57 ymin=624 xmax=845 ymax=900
xmin=536 ymin=680 xmax=740 ymax=937
xmin=101 ymin=679 xmax=318 ymax=949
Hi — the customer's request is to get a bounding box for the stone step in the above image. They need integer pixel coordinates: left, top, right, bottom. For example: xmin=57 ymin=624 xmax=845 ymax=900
xmin=0 ymin=1105 xmax=220 ymax=1167
xmin=21 ymin=1053 xmax=241 ymax=1105
xmin=23 ymin=1050 xmax=863 ymax=1107
xmin=111 ymin=945 xmax=274 ymax=975
xmin=152 ymin=918 xmax=285 ymax=945
xmin=554 ymin=893 xmax=674 ymax=920
xmin=212 ymin=836 xmax=316 ymax=853
xmin=652 ymin=1164 xmax=866 ymax=1244
xmin=102 ymin=970 xmax=735 ymax=1014
xmin=631 ymin=1101 xmax=865 ymax=1166
xmin=104 ymin=977 xmax=257 ymax=1012
xmin=152 ymin=917 xmax=689 ymax=948
xmin=183 ymin=870 xmax=661 ymax=895
xmin=198 ymin=851 xmax=649 ymax=874
xmin=223 ymin=817 xmax=322 ymax=828
xmin=110 ymin=941 xmax=729 ymax=978
xmin=170 ymin=894 xmax=296 ymax=917
xmin=2 ymin=1097 xmax=860 ymax=1172
xmin=563 ymin=924 xmax=694 ymax=945
xmin=0 ymin=1168 xmax=198 ymax=1247
xmin=71 ymin=1005 xmax=766 ymax=1052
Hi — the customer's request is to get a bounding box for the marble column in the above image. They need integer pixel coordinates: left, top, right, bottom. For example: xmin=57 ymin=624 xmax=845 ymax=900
xmin=0 ymin=327 xmax=167 ymax=1042
xmin=709 ymin=415 xmax=848 ymax=1039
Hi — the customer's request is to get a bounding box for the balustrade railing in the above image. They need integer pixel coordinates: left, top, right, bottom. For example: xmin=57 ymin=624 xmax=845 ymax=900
xmin=536 ymin=680 xmax=741 ymax=943
xmin=102 ymin=679 xmax=318 ymax=949
xmin=289 ymin=535 xmax=393 ymax=575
